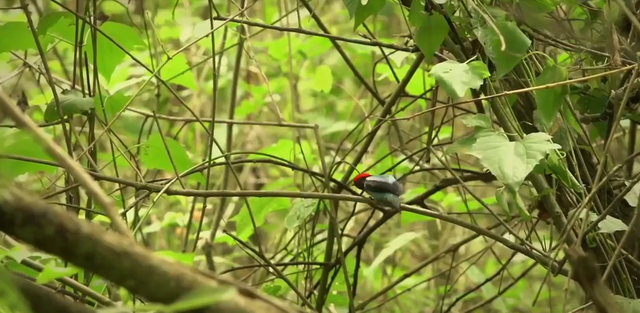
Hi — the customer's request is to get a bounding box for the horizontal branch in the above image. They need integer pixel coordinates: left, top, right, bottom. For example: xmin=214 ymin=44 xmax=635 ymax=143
xmin=0 ymin=187 xmax=299 ymax=313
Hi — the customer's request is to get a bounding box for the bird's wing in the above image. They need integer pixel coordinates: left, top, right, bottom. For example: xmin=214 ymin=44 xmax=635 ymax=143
xmin=364 ymin=175 xmax=403 ymax=196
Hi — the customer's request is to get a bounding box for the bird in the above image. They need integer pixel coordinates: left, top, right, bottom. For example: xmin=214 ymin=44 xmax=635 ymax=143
xmin=353 ymin=173 xmax=403 ymax=210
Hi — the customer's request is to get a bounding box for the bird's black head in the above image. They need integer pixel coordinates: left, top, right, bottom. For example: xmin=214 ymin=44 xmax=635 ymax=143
xmin=353 ymin=173 xmax=370 ymax=190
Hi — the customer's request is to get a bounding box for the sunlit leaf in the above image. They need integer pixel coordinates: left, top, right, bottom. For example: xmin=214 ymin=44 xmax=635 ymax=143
xmin=465 ymin=132 xmax=561 ymax=188
xmin=0 ymin=130 xmax=57 ymax=178
xmin=160 ymin=53 xmax=198 ymax=90
xmin=85 ymin=21 xmax=146 ymax=81
xmin=0 ymin=22 xmax=37 ymax=53
xmin=155 ymin=251 xmax=196 ymax=265
xmin=0 ymin=267 xmax=32 ymax=313
xmin=429 ymin=60 xmax=490 ymax=99
xmin=312 ymin=65 xmax=333 ymax=93
xmin=36 ymin=264 xmax=80 ymax=285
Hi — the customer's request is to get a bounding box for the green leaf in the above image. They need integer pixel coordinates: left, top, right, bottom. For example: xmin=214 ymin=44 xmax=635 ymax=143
xmin=534 ymin=63 xmax=569 ymax=128
xmin=495 ymin=187 xmax=511 ymax=215
xmin=284 ymin=199 xmax=319 ymax=230
xmin=36 ymin=265 xmax=80 ymax=285
xmin=312 ymin=65 xmax=333 ymax=93
xmin=625 ymin=181 xmax=640 ymax=207
xmin=429 ymin=60 xmax=489 ymax=99
xmin=95 ymin=91 xmax=129 ymax=123
xmin=0 ymin=267 xmax=32 ymax=313
xmin=0 ymin=22 xmax=37 ymax=54
xmin=414 ymin=13 xmax=449 ymax=60
xmin=596 ymin=216 xmax=628 ymax=234
xmin=165 ymin=286 xmax=233 ymax=312
xmin=401 ymin=210 xmax=434 ymax=224
xmin=85 ymin=21 xmax=146 ymax=81
xmin=466 ymin=132 xmax=561 ymax=187
xmin=408 ymin=0 xmax=426 ymax=27
xmin=366 ymin=231 xmax=423 ymax=276
xmin=250 ymin=139 xmax=315 ymax=165
xmin=545 ymin=152 xmax=582 ymax=191
xmin=353 ymin=0 xmax=386 ymax=31
xmin=36 ymin=11 xmax=78 ymax=46
xmin=160 ymin=53 xmax=198 ymax=90
xmin=154 ymin=251 xmax=196 ymax=265
xmin=475 ymin=21 xmax=531 ymax=78
xmin=140 ymin=133 xmax=205 ymax=184
xmin=342 ymin=0 xmax=359 ymax=19
xmin=232 ymin=197 xmax=290 ymax=241
xmin=461 ymin=114 xmax=493 ymax=129
xmin=44 ymin=91 xmax=95 ymax=122
xmin=506 ymin=184 xmax=530 ymax=220
xmin=0 ymin=130 xmax=57 ymax=178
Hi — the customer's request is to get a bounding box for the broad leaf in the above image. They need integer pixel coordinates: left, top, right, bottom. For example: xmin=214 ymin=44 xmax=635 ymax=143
xmin=366 ymin=231 xmax=423 ymax=276
xmin=414 ymin=13 xmax=449 ymax=61
xmin=461 ymin=114 xmax=493 ymax=129
xmin=429 ymin=60 xmax=489 ymax=99
xmin=85 ymin=22 xmax=146 ymax=81
xmin=466 ymin=132 xmax=561 ymax=187
xmin=475 ymin=21 xmax=531 ymax=78
xmin=36 ymin=265 xmax=80 ymax=285
xmin=353 ymin=0 xmax=386 ymax=30
xmin=95 ymin=91 xmax=129 ymax=123
xmin=312 ymin=65 xmax=333 ymax=93
xmin=140 ymin=133 xmax=205 ymax=184
xmin=624 ymin=181 xmax=640 ymax=207
xmin=36 ymin=11 xmax=78 ymax=46
xmin=0 ymin=22 xmax=37 ymax=54
xmin=596 ymin=216 xmax=628 ymax=234
xmin=0 ymin=130 xmax=57 ymax=178
xmin=0 ymin=267 xmax=32 ymax=313
xmin=534 ymin=63 xmax=569 ymax=128
xmin=160 ymin=53 xmax=198 ymax=90
xmin=155 ymin=251 xmax=196 ymax=265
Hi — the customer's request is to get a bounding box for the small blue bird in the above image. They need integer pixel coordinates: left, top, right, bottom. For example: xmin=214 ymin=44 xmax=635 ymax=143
xmin=353 ymin=173 xmax=403 ymax=210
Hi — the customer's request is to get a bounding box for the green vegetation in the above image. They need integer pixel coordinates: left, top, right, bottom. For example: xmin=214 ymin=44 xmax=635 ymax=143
xmin=1 ymin=0 xmax=640 ymax=312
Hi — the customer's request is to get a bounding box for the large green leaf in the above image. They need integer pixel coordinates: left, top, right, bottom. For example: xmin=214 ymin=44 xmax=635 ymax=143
xmin=414 ymin=13 xmax=449 ymax=61
xmin=466 ymin=132 xmax=561 ymax=188
xmin=534 ymin=63 xmax=569 ymax=128
xmin=0 ymin=22 xmax=37 ymax=54
xmin=36 ymin=11 xmax=78 ymax=46
xmin=429 ymin=60 xmax=490 ymax=99
xmin=44 ymin=91 xmax=95 ymax=122
xmin=160 ymin=53 xmax=198 ymax=90
xmin=0 ymin=267 xmax=32 ymax=313
xmin=36 ymin=264 xmax=80 ymax=285
xmin=475 ymin=21 xmax=531 ymax=78
xmin=85 ymin=21 xmax=146 ymax=81
xmin=353 ymin=0 xmax=386 ymax=31
xmin=0 ymin=130 xmax=57 ymax=178
xmin=140 ymin=133 xmax=205 ymax=184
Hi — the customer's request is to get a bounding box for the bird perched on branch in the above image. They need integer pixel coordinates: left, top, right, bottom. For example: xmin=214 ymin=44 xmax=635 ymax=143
xmin=353 ymin=173 xmax=403 ymax=210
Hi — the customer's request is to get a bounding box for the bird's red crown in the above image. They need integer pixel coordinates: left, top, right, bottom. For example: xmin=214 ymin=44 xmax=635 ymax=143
xmin=353 ymin=172 xmax=370 ymax=190
xmin=353 ymin=172 xmax=371 ymax=183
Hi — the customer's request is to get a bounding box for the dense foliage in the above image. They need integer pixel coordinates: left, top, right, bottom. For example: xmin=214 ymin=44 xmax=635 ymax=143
xmin=2 ymin=0 xmax=640 ymax=312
